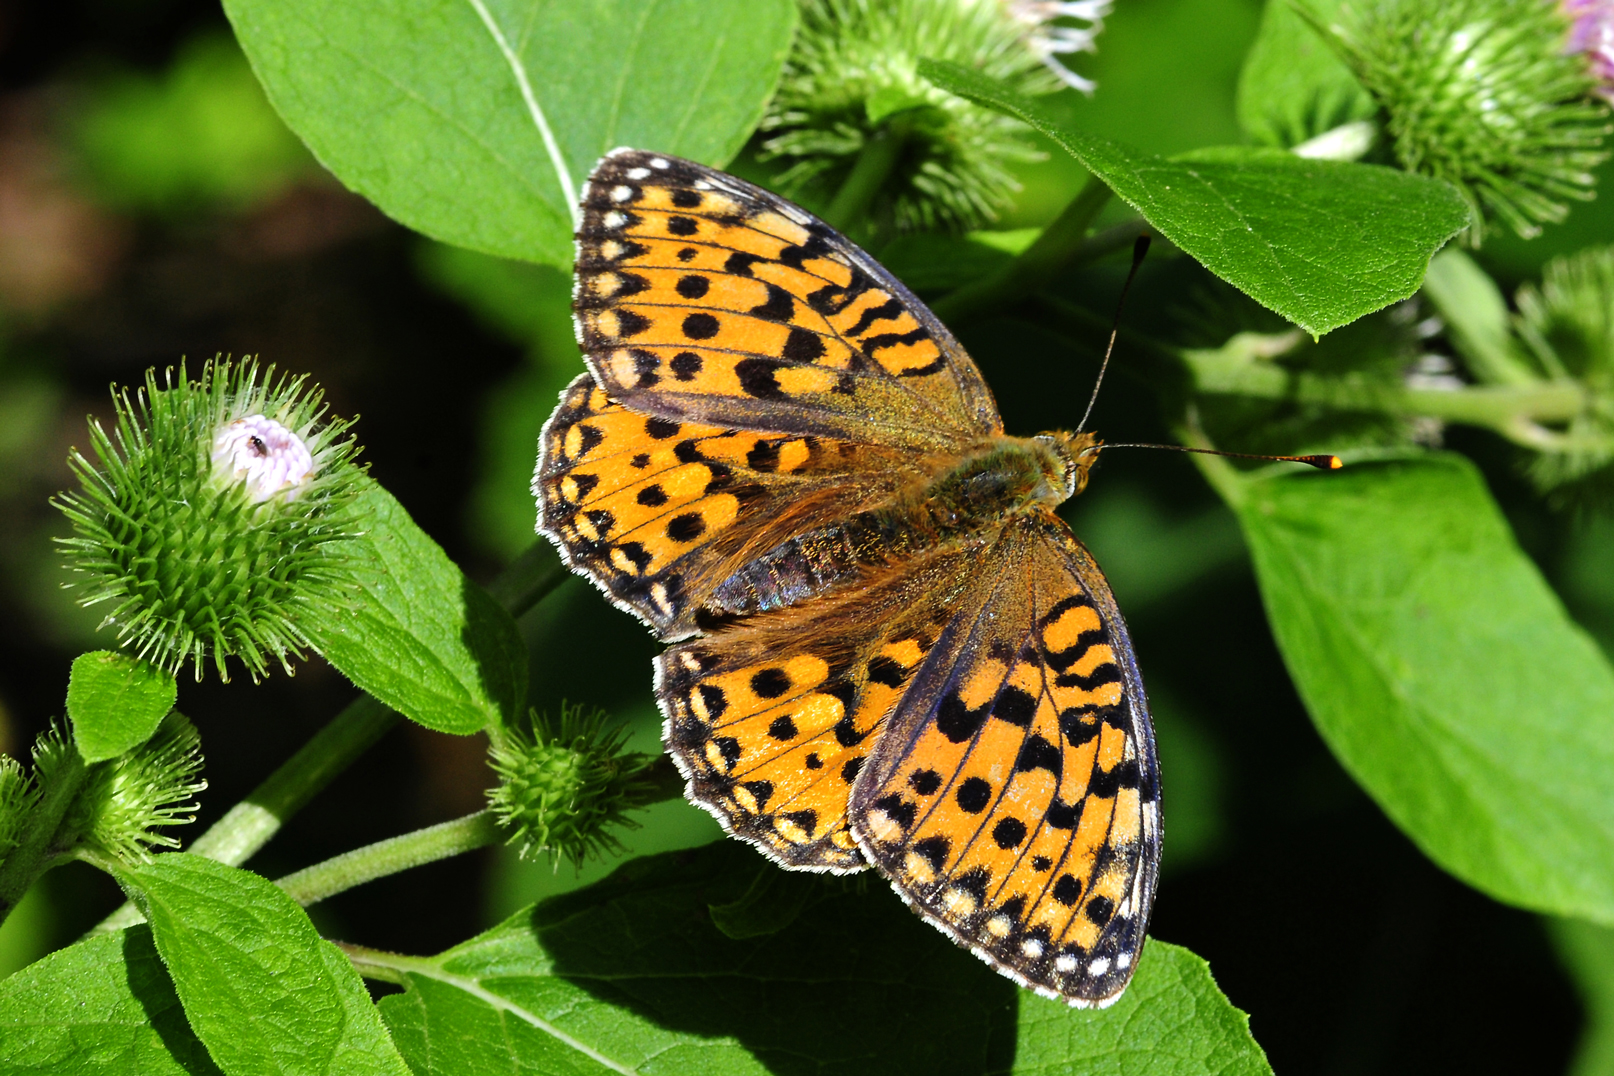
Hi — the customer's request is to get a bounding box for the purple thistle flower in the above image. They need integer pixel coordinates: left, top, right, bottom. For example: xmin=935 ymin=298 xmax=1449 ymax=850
xmin=1564 ymin=0 xmax=1614 ymax=102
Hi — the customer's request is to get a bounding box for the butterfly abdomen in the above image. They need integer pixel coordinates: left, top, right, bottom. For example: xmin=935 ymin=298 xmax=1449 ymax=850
xmin=705 ymin=437 xmax=1079 ymax=617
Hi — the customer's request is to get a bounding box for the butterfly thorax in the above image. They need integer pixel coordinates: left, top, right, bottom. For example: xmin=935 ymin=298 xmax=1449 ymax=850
xmin=707 ymin=432 xmax=1100 ymax=619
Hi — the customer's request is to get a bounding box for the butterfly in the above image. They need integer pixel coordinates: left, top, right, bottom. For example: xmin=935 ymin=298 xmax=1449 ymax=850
xmin=535 ymin=148 xmax=1160 ymax=1007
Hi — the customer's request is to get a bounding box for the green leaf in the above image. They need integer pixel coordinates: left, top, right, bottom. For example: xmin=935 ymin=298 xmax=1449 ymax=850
xmin=66 ymin=651 xmax=178 ymax=764
xmin=223 ymin=0 xmax=797 ymax=267
xmin=115 ymin=853 xmax=411 ymax=1076
xmin=302 ymin=480 xmax=527 ymax=734
xmin=920 ymin=60 xmax=1469 ymax=336
xmin=371 ymin=842 xmax=1270 ymax=1075
xmin=1235 ymin=455 xmax=1614 ymax=923
xmin=1553 ymin=918 xmax=1614 ymax=1076
xmin=0 ymin=926 xmax=220 ymax=1075
xmin=1420 ymin=249 xmax=1537 ymax=386
xmin=1235 ymin=0 xmax=1373 ymax=148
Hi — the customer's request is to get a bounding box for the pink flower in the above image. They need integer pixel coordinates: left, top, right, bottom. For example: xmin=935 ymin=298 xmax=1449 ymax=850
xmin=1005 ymin=0 xmax=1112 ymax=93
xmin=211 ymin=415 xmax=314 ymax=502
xmin=1564 ymin=0 xmax=1614 ymax=102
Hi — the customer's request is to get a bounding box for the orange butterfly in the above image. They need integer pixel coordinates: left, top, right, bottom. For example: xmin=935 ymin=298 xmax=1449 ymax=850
xmin=536 ymin=149 xmax=1160 ymax=1006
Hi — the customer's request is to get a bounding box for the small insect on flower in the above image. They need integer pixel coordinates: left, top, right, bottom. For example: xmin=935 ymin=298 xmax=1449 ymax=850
xmin=211 ymin=415 xmax=316 ymax=502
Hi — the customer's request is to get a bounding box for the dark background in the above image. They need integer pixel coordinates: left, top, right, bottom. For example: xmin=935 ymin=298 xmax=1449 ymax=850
xmin=2 ymin=0 xmax=1612 ymax=1071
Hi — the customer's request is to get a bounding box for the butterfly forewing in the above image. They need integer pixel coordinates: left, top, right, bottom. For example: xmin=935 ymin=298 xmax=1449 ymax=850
xmin=849 ymin=515 xmax=1161 ymax=1006
xmin=537 ymin=373 xmax=930 ymax=639
xmin=575 ymin=149 xmax=1001 ymax=449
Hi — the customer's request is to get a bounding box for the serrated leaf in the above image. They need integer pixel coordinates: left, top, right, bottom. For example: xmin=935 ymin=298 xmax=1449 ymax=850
xmin=0 ymin=926 xmax=220 ymax=1075
xmin=1235 ymin=455 xmax=1614 ymax=923
xmin=921 ymin=60 xmax=1469 ymax=336
xmin=66 ymin=651 xmax=177 ymax=763
xmin=223 ymin=0 xmax=797 ymax=267
xmin=115 ymin=853 xmax=410 ymax=1076
xmin=302 ymin=480 xmax=527 ymax=734
xmin=371 ymin=842 xmax=1270 ymax=1076
xmin=1236 ymin=0 xmax=1373 ymax=148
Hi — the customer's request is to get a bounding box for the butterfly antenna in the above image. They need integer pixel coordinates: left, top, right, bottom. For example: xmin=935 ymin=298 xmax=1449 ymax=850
xmin=1097 ymin=443 xmax=1343 ymax=470
xmin=1075 ymin=234 xmax=1151 ymax=435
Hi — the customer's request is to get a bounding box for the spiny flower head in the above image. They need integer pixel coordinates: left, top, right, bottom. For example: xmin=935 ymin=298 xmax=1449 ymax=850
xmin=487 ymin=703 xmax=656 ymax=868
xmin=762 ymin=0 xmax=1095 ymax=232
xmin=1315 ymin=0 xmax=1612 ymax=242
xmin=1512 ymin=244 xmax=1614 ymax=496
xmin=66 ymin=712 xmax=207 ymax=862
xmin=55 ymin=360 xmax=364 ymax=681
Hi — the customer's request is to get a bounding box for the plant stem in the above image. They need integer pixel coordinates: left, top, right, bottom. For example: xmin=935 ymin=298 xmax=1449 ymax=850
xmin=276 ymin=759 xmax=683 ymax=908
xmin=91 ymin=694 xmax=400 ymax=934
xmin=276 ymin=811 xmax=502 ymax=907
xmin=1180 ymin=339 xmax=1588 ymax=431
xmin=0 ymin=748 xmax=86 ymax=925
xmin=931 ymin=178 xmax=1113 ymax=326
xmin=88 ymin=542 xmax=568 ymax=935
xmin=484 ymin=541 xmax=570 ymax=620
xmin=822 ymin=125 xmax=907 ymax=232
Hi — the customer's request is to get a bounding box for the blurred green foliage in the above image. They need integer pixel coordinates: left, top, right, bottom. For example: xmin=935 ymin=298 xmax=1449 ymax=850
xmin=70 ymin=33 xmax=313 ymax=214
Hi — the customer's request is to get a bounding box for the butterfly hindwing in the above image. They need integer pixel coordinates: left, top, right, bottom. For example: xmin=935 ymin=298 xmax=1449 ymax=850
xmin=849 ymin=514 xmax=1161 ymax=1007
xmin=575 ymin=149 xmax=1001 ymax=450
xmin=656 ymin=547 xmax=980 ymax=871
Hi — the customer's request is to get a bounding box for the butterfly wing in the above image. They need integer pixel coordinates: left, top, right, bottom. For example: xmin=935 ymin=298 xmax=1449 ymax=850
xmin=536 ymin=373 xmax=930 ymax=640
xmin=849 ymin=512 xmax=1161 ymax=1007
xmin=655 ymin=545 xmax=985 ymax=872
xmin=574 ymin=149 xmax=1001 ymax=450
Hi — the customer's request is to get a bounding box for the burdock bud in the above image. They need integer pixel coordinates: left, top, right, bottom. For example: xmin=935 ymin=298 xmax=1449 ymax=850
xmin=55 ymin=360 xmax=363 ymax=681
xmin=1313 ymin=0 xmax=1612 ymax=242
xmin=1513 ymin=245 xmax=1614 ymax=496
xmin=66 ymin=712 xmax=207 ymax=861
xmin=487 ymin=704 xmax=656 ymax=867
xmin=761 ymin=0 xmax=1092 ymax=232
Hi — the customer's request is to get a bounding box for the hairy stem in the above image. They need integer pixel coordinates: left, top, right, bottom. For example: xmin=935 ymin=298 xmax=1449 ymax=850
xmin=931 ymin=178 xmax=1113 ymax=326
xmin=276 ymin=811 xmax=502 ymax=907
xmin=89 ymin=542 xmax=571 ymax=935
xmin=822 ymin=124 xmax=908 ymax=233
xmin=1181 ymin=336 xmax=1588 ymax=435
xmin=277 ymin=758 xmax=683 ymax=908
xmin=0 ymin=748 xmax=86 ymax=926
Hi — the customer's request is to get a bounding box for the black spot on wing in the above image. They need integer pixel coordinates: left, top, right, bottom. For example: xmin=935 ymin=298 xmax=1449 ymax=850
xmin=843 ymin=296 xmax=904 ymax=338
xmin=992 ymin=686 xmax=1036 ymax=727
xmin=936 ymin=691 xmax=989 ymax=744
xmin=735 ymin=359 xmax=784 ymax=399
xmin=749 ymin=284 xmax=795 ymax=322
xmin=955 ymin=777 xmax=991 ymax=814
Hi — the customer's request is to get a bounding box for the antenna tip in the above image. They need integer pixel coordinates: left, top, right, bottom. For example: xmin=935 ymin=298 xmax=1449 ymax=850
xmin=1132 ymin=234 xmax=1151 ymax=260
xmin=1301 ymin=454 xmax=1343 ymax=470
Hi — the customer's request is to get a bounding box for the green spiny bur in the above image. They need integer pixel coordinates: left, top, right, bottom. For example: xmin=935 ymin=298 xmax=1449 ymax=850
xmin=0 ymin=758 xmax=39 ymax=863
xmin=762 ymin=0 xmax=1070 ymax=232
xmin=1514 ymin=244 xmax=1614 ymax=497
xmin=488 ymin=703 xmax=656 ymax=868
xmin=55 ymin=359 xmax=364 ymax=681
xmin=1314 ymin=0 xmax=1612 ymax=242
xmin=67 ymin=712 xmax=206 ymax=861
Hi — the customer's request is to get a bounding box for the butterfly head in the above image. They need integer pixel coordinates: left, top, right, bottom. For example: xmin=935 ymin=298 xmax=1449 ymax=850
xmin=1035 ymin=430 xmax=1103 ymax=501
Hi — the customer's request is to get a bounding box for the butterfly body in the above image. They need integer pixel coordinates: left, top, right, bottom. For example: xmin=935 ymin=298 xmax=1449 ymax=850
xmin=708 ymin=431 xmax=1095 ymax=618
xmin=537 ymin=149 xmax=1160 ymax=1007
